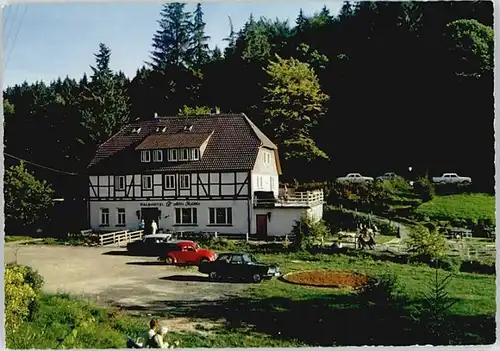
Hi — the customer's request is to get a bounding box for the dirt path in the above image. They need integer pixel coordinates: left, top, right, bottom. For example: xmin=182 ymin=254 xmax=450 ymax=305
xmin=4 ymin=244 xmax=246 ymax=318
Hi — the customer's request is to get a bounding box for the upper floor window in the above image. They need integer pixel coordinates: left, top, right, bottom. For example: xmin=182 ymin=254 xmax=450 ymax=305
xmin=141 ymin=150 xmax=151 ymax=163
xmin=179 ymin=148 xmax=189 ymax=161
xmin=179 ymin=174 xmax=190 ymax=189
xmin=164 ymin=175 xmax=175 ymax=190
xmin=142 ymin=175 xmax=153 ymax=190
xmin=153 ymin=150 xmax=163 ymax=162
xmin=264 ymin=152 xmax=272 ymax=164
xmin=256 ymin=176 xmax=263 ymax=189
xmin=168 ymin=149 xmax=178 ymax=161
xmin=115 ymin=176 xmax=125 ymax=191
xmin=191 ymin=148 xmax=200 ymax=161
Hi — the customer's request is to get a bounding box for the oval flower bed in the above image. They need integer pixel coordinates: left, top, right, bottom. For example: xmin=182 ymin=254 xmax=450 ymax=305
xmin=282 ymin=270 xmax=370 ymax=289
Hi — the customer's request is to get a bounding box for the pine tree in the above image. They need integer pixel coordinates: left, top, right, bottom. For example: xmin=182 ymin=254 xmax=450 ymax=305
xmin=79 ymin=43 xmax=131 ymax=145
xmin=223 ymin=16 xmax=237 ymax=57
xmin=150 ymin=2 xmax=193 ymax=70
xmin=295 ymin=8 xmax=308 ymax=32
xmin=188 ymin=3 xmax=210 ymax=67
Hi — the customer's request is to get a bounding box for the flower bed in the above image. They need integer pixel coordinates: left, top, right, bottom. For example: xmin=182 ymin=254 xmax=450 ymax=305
xmin=282 ymin=270 xmax=370 ymax=288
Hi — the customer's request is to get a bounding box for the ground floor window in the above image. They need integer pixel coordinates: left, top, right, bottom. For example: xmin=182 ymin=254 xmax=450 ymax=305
xmin=209 ymin=207 xmax=232 ymax=225
xmin=117 ymin=208 xmax=126 ymax=226
xmin=99 ymin=208 xmax=109 ymax=226
xmin=175 ymin=208 xmax=197 ymax=225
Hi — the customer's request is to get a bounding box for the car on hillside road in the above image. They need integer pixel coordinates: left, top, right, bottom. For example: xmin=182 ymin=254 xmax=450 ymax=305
xmin=432 ymin=173 xmax=472 ymax=185
xmin=159 ymin=241 xmax=216 ymax=265
xmin=336 ymin=173 xmax=374 ymax=184
xmin=198 ymin=252 xmax=280 ymax=283
xmin=376 ymin=172 xmax=399 ymax=181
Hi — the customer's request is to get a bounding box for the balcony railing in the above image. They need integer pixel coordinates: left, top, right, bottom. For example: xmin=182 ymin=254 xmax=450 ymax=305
xmin=253 ymin=189 xmax=324 ymax=207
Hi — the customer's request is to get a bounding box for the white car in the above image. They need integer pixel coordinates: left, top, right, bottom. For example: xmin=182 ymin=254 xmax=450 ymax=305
xmin=336 ymin=173 xmax=374 ymax=183
xmin=376 ymin=172 xmax=399 ymax=181
xmin=432 ymin=173 xmax=472 ymax=184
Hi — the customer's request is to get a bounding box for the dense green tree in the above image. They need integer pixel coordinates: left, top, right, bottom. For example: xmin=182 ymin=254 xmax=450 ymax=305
xmin=150 ymin=2 xmax=193 ymax=70
xmin=188 ymin=3 xmax=211 ymax=67
xmin=263 ymin=55 xmax=329 ymax=175
xmin=79 ymin=43 xmax=131 ymax=146
xmin=4 ymin=162 xmax=55 ymax=232
xmin=178 ymin=105 xmax=213 ymax=116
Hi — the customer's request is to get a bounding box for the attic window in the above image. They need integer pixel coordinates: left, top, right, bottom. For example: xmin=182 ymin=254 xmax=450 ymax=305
xmin=183 ymin=125 xmax=193 ymax=132
xmin=136 ymin=128 xmax=142 ymax=133
xmin=162 ymin=127 xmax=167 ymax=133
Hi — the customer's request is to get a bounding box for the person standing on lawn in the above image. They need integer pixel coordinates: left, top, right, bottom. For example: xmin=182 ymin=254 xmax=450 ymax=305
xmin=142 ymin=319 xmax=159 ymax=348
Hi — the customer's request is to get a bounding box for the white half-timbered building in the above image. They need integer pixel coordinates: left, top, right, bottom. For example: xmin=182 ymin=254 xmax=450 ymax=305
xmin=86 ymin=113 xmax=324 ymax=238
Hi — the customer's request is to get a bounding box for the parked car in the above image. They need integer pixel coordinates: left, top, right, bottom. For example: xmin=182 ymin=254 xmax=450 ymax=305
xmin=376 ymin=172 xmax=399 ymax=181
xmin=126 ymin=233 xmax=179 ymax=256
xmin=199 ymin=252 xmax=280 ymax=283
xmin=159 ymin=241 xmax=217 ymax=265
xmin=432 ymin=173 xmax=472 ymax=184
xmin=336 ymin=173 xmax=374 ymax=183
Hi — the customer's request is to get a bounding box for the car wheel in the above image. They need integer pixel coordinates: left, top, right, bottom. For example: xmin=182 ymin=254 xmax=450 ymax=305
xmin=209 ymin=271 xmax=219 ymax=281
xmin=200 ymin=257 xmax=209 ymax=264
xmin=252 ymin=273 xmax=262 ymax=283
xmin=165 ymin=257 xmax=174 ymax=265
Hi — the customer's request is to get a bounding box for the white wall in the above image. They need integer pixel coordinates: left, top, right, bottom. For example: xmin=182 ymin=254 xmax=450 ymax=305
xmin=89 ymin=199 xmax=250 ymax=234
xmin=251 ymin=147 xmax=279 ymax=196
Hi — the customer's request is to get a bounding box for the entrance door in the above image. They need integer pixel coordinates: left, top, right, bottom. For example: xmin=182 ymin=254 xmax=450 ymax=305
xmin=256 ymin=214 xmax=268 ymax=239
xmin=141 ymin=207 xmax=160 ymax=234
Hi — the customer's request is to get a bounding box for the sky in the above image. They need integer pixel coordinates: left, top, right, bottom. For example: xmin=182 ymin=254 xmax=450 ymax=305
xmin=2 ymin=1 xmax=341 ymax=88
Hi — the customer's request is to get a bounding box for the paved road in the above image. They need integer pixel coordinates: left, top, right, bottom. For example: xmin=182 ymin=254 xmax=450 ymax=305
xmin=4 ymin=244 xmax=246 ymax=314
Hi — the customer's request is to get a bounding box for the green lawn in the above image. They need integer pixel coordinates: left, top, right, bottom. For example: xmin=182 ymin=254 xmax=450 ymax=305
xmin=415 ymin=194 xmax=495 ymax=224
xmin=8 ymin=251 xmax=496 ymax=348
xmin=4 ymin=235 xmax=36 ymax=243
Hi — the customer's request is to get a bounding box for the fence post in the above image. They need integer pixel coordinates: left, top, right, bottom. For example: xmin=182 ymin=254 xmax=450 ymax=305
xmin=246 ymin=232 xmax=249 ymax=242
xmin=214 ymin=231 xmax=218 ymax=239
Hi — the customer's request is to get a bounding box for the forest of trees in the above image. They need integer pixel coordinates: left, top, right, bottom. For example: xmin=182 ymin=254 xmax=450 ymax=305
xmin=3 ymin=1 xmax=494 ymax=206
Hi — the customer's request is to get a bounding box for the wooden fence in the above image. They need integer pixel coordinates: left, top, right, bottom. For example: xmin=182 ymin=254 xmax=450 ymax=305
xmin=99 ymin=230 xmax=144 ymax=247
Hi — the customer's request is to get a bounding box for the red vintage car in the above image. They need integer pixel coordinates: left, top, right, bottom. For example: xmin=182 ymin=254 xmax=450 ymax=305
xmin=159 ymin=241 xmax=217 ymax=265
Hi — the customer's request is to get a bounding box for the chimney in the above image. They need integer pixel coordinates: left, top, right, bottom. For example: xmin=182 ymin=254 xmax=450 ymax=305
xmin=215 ymin=107 xmax=220 ymax=114
xmin=154 ymin=112 xmax=159 ymax=119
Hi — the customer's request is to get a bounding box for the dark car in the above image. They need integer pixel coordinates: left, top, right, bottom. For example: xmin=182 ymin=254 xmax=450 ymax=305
xmin=198 ymin=252 xmax=280 ymax=283
xmin=126 ymin=234 xmax=189 ymax=256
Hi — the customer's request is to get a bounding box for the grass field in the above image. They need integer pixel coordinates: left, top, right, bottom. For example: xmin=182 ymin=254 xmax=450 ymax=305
xmin=7 ymin=251 xmax=496 ymax=348
xmin=415 ymin=194 xmax=495 ymax=224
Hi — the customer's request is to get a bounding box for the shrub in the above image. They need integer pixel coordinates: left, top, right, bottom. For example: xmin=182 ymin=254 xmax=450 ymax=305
xmin=413 ymin=176 xmax=435 ymax=202
xmin=5 ymin=264 xmax=42 ymax=332
xmin=405 ymin=225 xmax=449 ymax=261
xmin=356 ymin=272 xmax=402 ymax=308
xmin=472 ymin=218 xmax=495 ymax=238
xmin=460 ymin=260 xmax=495 ymax=275
xmin=291 ymin=215 xmax=329 ymax=251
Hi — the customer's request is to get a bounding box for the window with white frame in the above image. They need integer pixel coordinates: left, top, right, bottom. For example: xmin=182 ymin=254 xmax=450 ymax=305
xmin=164 ymin=175 xmax=175 ymax=190
xmin=179 ymin=174 xmax=190 ymax=189
xmin=270 ymin=176 xmax=275 ymax=190
xmin=175 ymin=208 xmax=197 ymax=225
xmin=153 ymin=150 xmax=163 ymax=162
xmin=142 ymin=175 xmax=153 ymax=190
xmin=179 ymin=148 xmax=189 ymax=161
xmin=209 ymin=208 xmax=232 ymax=225
xmin=117 ymin=208 xmax=126 ymax=226
xmin=168 ymin=149 xmax=178 ymax=161
xmin=191 ymin=148 xmax=200 ymax=160
xmin=99 ymin=208 xmax=109 ymax=226
xmin=115 ymin=176 xmax=125 ymax=191
xmin=141 ymin=150 xmax=151 ymax=163
xmin=256 ymin=176 xmax=263 ymax=189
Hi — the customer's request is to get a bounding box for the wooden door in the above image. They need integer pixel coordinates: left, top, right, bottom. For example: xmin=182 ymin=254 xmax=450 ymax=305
xmin=256 ymin=214 xmax=268 ymax=239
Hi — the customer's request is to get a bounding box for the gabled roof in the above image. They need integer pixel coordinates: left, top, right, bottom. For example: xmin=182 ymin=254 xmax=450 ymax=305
xmin=87 ymin=113 xmax=279 ymax=174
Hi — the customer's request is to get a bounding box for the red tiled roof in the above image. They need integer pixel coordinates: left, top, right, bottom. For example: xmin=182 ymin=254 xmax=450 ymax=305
xmin=135 ymin=132 xmax=213 ymax=150
xmin=87 ymin=113 xmax=279 ymax=174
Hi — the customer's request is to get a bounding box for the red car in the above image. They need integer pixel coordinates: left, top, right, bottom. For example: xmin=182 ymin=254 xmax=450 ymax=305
xmin=160 ymin=241 xmax=216 ymax=265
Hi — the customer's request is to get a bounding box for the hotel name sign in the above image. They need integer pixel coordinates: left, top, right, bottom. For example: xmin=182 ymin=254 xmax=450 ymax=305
xmin=140 ymin=201 xmax=201 ymax=207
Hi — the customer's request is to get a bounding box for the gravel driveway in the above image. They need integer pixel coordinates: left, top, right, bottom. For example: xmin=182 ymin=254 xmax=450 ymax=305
xmin=4 ymin=244 xmax=246 ymax=314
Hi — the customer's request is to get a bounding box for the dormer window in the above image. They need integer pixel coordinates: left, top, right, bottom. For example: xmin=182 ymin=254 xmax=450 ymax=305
xmin=168 ymin=149 xmax=178 ymax=161
xmin=141 ymin=150 xmax=151 ymax=163
xmin=153 ymin=150 xmax=163 ymax=162
xmin=191 ymin=148 xmax=200 ymax=161
xmin=179 ymin=148 xmax=189 ymax=161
